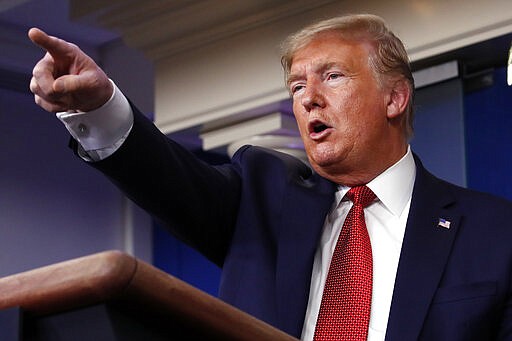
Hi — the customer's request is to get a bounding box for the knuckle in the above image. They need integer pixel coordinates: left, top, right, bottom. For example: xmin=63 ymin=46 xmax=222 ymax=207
xmin=29 ymin=78 xmax=38 ymax=93
xmin=35 ymin=94 xmax=64 ymax=113
xmin=32 ymin=65 xmax=42 ymax=78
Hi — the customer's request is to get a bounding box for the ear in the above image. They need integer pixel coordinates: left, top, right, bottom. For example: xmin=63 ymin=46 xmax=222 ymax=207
xmin=386 ymin=78 xmax=410 ymax=119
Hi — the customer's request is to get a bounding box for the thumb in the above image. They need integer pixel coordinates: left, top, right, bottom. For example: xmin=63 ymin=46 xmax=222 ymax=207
xmin=52 ymin=72 xmax=113 ymax=112
xmin=53 ymin=74 xmax=83 ymax=94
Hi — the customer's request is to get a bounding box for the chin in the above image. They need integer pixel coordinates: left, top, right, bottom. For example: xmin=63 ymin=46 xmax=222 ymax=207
xmin=308 ymin=147 xmax=339 ymax=166
xmin=308 ymin=148 xmax=348 ymax=177
xmin=309 ymin=156 xmax=339 ymax=174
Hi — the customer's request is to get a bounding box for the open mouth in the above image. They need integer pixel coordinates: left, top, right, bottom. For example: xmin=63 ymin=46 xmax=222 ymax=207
xmin=313 ymin=123 xmax=329 ymax=133
xmin=309 ymin=119 xmax=331 ymax=135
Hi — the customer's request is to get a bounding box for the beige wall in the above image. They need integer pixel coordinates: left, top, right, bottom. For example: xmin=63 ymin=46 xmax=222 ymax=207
xmin=153 ymin=0 xmax=512 ymax=140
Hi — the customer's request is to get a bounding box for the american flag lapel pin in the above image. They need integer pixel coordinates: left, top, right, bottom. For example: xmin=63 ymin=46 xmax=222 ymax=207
xmin=438 ymin=218 xmax=451 ymax=229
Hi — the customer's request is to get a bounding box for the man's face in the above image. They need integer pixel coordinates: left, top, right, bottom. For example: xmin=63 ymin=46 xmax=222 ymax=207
xmin=288 ymin=32 xmax=401 ymax=185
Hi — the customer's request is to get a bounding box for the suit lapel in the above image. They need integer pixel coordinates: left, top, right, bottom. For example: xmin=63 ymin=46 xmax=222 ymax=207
xmin=275 ymin=173 xmax=336 ymax=337
xmin=385 ymin=159 xmax=461 ymax=340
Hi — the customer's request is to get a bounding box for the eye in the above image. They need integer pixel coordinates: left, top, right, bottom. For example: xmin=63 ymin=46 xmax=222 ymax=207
xmin=290 ymin=83 xmax=305 ymax=95
xmin=327 ymin=72 xmax=343 ymax=81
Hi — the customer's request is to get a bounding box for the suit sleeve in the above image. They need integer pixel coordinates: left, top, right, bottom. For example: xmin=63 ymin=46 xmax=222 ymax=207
xmin=80 ymin=104 xmax=242 ymax=266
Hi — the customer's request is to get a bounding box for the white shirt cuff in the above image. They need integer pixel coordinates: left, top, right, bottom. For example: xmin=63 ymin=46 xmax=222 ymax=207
xmin=56 ymin=80 xmax=133 ymax=161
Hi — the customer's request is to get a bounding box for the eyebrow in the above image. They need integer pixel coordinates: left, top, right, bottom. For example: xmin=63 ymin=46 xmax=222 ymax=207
xmin=286 ymin=73 xmax=302 ymax=87
xmin=287 ymin=61 xmax=341 ymax=86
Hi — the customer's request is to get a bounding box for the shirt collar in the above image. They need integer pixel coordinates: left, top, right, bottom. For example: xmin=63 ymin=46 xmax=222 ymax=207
xmin=335 ymin=146 xmax=416 ymax=217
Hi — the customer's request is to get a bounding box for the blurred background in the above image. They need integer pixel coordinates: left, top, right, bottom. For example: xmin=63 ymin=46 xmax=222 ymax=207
xmin=0 ymin=0 xmax=511 ymax=295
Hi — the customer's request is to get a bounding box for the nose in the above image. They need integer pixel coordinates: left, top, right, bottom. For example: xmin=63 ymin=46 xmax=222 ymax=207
xmin=300 ymin=80 xmax=326 ymax=112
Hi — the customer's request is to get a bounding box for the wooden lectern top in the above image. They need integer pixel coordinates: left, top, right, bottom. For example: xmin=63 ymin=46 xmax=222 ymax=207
xmin=0 ymin=250 xmax=298 ymax=340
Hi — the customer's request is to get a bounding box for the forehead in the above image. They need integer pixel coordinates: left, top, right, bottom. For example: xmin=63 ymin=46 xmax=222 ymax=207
xmin=289 ymin=32 xmax=372 ymax=73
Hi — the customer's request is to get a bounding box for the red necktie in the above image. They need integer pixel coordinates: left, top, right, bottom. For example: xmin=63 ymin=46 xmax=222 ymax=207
xmin=314 ymin=185 xmax=376 ymax=340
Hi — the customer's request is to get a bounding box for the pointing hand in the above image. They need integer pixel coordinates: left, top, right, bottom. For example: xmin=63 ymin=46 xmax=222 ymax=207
xmin=28 ymin=28 xmax=113 ymax=113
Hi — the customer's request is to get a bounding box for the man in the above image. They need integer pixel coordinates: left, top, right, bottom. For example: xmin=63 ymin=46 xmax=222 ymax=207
xmin=29 ymin=14 xmax=512 ymax=340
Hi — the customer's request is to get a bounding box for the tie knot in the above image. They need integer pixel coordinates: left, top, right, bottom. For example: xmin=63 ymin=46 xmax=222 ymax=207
xmin=346 ymin=185 xmax=376 ymax=208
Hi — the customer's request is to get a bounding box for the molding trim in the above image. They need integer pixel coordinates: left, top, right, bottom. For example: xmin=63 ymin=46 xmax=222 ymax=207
xmin=200 ymin=112 xmax=299 ymax=150
xmin=413 ymin=61 xmax=459 ymax=89
xmin=155 ymin=87 xmax=290 ymax=134
xmin=408 ymin=18 xmax=512 ymax=62
xmin=72 ymin=0 xmax=338 ymax=61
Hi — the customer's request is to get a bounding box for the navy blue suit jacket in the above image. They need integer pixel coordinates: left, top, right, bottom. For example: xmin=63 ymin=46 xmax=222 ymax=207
xmin=88 ymin=108 xmax=512 ymax=340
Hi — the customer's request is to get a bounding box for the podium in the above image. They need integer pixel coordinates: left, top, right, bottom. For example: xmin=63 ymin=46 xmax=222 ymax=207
xmin=0 ymin=251 xmax=298 ymax=340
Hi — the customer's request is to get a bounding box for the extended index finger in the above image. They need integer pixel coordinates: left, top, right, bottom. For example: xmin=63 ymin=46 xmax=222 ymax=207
xmin=28 ymin=27 xmax=73 ymax=60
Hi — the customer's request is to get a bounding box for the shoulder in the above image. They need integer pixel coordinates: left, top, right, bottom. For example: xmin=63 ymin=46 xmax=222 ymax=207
xmin=423 ymin=169 xmax=512 ymax=227
xmin=231 ymin=145 xmax=313 ymax=180
xmin=449 ymin=181 xmax=512 ymax=214
xmin=424 ymin=166 xmax=512 ymax=207
xmin=412 ymin=157 xmax=512 ymax=237
xmin=414 ymin=154 xmax=512 ymax=210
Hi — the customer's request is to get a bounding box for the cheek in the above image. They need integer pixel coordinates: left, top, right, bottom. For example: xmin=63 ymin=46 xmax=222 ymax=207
xmin=332 ymin=91 xmax=380 ymax=127
xmin=292 ymin=108 xmax=307 ymax=134
xmin=331 ymin=96 xmax=360 ymax=130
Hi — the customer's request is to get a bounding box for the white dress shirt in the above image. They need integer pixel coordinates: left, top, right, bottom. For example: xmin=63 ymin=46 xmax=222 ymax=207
xmin=56 ymin=80 xmax=133 ymax=161
xmin=301 ymin=147 xmax=416 ymax=341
